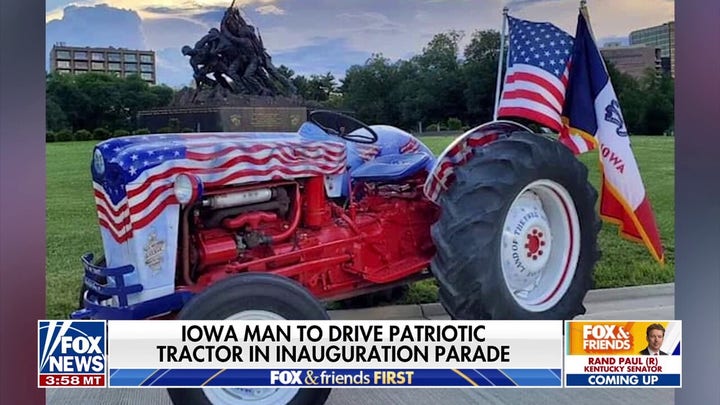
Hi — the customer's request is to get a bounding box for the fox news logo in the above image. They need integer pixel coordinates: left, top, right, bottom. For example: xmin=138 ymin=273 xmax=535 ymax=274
xmin=38 ymin=321 xmax=106 ymax=387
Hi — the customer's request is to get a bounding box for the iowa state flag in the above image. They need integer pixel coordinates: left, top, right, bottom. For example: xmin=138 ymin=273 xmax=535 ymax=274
xmin=561 ymin=11 xmax=664 ymax=263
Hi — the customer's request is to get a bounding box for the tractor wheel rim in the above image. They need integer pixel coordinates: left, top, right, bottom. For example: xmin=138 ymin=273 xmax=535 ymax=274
xmin=500 ymin=179 xmax=581 ymax=312
xmin=202 ymin=310 xmax=299 ymax=405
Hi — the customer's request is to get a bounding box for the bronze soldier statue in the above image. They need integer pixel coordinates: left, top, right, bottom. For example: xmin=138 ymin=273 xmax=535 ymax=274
xmin=181 ymin=1 xmax=296 ymax=97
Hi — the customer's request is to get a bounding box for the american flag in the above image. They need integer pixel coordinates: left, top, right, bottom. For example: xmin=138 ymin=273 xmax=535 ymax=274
xmin=497 ymin=16 xmax=593 ymax=153
xmin=93 ymin=133 xmax=346 ymax=243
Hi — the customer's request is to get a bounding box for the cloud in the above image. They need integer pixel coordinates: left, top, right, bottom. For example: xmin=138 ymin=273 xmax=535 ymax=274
xmin=336 ymin=12 xmax=404 ymax=34
xmin=142 ymin=6 xmax=198 ymax=14
xmin=155 ymin=47 xmax=194 ymax=88
xmin=46 ymin=4 xmax=146 ymax=61
xmin=45 ymin=0 xmax=675 ymax=87
xmin=142 ymin=17 xmax=210 ymax=51
xmin=272 ymin=38 xmax=372 ymax=80
xmin=505 ymin=0 xmax=563 ymax=8
xmin=189 ymin=8 xmax=228 ymax=26
xmin=255 ymin=5 xmax=285 ymax=15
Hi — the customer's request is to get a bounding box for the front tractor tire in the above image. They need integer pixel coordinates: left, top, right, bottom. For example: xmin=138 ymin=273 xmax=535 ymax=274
xmin=431 ymin=131 xmax=601 ymax=320
xmin=167 ymin=273 xmax=332 ymax=405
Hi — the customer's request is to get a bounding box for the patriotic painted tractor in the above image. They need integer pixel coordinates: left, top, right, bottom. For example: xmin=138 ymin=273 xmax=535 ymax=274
xmin=72 ymin=110 xmax=600 ymax=404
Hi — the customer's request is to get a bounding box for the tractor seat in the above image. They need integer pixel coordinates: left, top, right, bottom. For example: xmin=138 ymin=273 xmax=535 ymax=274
xmin=350 ymin=152 xmax=431 ymax=182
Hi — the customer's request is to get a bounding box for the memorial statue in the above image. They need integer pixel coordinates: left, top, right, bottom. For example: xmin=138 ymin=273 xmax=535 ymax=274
xmin=181 ymin=1 xmax=297 ymax=99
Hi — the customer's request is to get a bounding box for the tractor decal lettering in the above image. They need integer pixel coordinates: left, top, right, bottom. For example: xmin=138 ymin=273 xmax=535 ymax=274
xmin=511 ymin=241 xmax=527 ymax=273
xmin=513 ymin=211 xmax=540 ymax=236
xmin=143 ymin=231 xmax=166 ymax=273
xmin=600 ymin=144 xmax=626 ymax=174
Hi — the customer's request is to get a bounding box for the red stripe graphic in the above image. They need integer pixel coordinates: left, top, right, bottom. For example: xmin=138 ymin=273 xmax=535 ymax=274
xmin=497 ymin=107 xmax=562 ymax=131
xmin=500 ymin=89 xmax=562 ymax=114
xmin=504 ymin=71 xmax=565 ymax=107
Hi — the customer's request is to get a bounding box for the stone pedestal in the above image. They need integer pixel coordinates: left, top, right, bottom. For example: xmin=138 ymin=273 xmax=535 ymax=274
xmin=137 ymin=89 xmax=310 ymax=133
xmin=137 ymin=106 xmax=308 ymax=133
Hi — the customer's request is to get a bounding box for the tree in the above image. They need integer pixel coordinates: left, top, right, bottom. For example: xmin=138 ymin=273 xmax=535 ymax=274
xmin=463 ymin=29 xmax=501 ymax=61
xmin=462 ymin=29 xmax=503 ymax=125
xmin=404 ymin=31 xmax=467 ymax=128
xmin=46 ymin=97 xmax=69 ymax=132
xmin=605 ymin=61 xmax=645 ymax=134
xmin=277 ymin=65 xmax=295 ymax=81
xmin=306 ymin=72 xmax=337 ymax=102
xmin=341 ymin=54 xmax=402 ymax=125
xmin=639 ymin=69 xmax=674 ymax=134
xmin=46 ymin=72 xmax=175 ymax=133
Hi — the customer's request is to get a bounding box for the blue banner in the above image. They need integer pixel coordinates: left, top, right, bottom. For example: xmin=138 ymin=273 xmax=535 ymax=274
xmin=566 ymin=374 xmax=681 ymax=387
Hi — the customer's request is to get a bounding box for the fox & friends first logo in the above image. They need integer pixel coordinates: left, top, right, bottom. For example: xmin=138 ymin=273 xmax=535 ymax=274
xmin=564 ymin=320 xmax=681 ymax=387
xmin=38 ymin=320 xmax=107 ymax=387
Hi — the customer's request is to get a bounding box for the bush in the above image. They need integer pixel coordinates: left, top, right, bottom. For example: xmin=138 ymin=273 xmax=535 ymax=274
xmin=55 ymin=129 xmax=73 ymax=142
xmin=181 ymin=127 xmax=195 ymax=133
xmin=46 ymin=131 xmax=56 ymax=143
xmin=447 ymin=117 xmax=462 ymax=131
xmin=134 ymin=128 xmax=151 ymax=135
xmin=157 ymin=127 xmax=173 ymax=134
xmin=93 ymin=128 xmax=111 ymax=140
xmin=113 ymin=129 xmax=130 ymax=138
xmin=74 ymin=129 xmax=92 ymax=141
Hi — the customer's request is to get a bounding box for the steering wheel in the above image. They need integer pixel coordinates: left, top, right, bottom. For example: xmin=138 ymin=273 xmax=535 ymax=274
xmin=308 ymin=110 xmax=378 ymax=144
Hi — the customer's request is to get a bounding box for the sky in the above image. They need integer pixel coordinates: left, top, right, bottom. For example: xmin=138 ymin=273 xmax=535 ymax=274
xmin=45 ymin=0 xmax=675 ymax=88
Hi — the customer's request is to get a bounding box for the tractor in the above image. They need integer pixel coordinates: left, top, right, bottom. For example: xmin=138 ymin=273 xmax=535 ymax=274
xmin=72 ymin=110 xmax=600 ymax=404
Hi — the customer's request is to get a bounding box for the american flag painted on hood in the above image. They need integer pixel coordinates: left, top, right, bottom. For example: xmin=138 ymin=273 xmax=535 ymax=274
xmin=92 ymin=133 xmax=346 ymax=243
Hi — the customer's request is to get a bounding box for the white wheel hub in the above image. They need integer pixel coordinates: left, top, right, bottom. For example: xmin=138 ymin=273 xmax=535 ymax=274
xmin=500 ymin=179 xmax=581 ymax=312
xmin=202 ymin=310 xmax=300 ymax=405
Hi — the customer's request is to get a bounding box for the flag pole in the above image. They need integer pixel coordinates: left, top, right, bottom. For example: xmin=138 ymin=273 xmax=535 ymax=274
xmin=579 ymin=0 xmax=595 ymax=40
xmin=493 ymin=7 xmax=509 ymax=121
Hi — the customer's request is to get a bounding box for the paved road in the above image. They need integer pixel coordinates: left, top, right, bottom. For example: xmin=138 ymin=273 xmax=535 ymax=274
xmin=47 ymin=283 xmax=675 ymax=405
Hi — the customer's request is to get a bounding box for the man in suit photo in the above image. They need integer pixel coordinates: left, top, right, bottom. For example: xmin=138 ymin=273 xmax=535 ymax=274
xmin=639 ymin=323 xmax=668 ymax=355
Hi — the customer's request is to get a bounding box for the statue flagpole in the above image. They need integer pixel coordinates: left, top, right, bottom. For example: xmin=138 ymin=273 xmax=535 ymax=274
xmin=493 ymin=7 xmax=509 ymax=121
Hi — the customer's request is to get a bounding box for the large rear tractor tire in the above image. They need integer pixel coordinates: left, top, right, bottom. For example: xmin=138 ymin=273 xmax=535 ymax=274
xmin=167 ymin=273 xmax=332 ymax=405
xmin=431 ymin=132 xmax=601 ymax=320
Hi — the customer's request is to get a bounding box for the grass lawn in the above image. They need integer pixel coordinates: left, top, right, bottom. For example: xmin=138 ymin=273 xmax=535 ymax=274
xmin=46 ymin=135 xmax=674 ymax=318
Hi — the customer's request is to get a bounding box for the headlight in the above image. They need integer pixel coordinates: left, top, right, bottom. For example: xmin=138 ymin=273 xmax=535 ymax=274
xmin=93 ymin=149 xmax=105 ymax=175
xmin=173 ymin=173 xmax=202 ymax=205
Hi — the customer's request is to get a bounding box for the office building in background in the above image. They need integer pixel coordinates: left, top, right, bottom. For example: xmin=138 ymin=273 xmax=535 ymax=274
xmin=600 ymin=43 xmax=662 ymax=79
xmin=49 ymin=44 xmax=157 ymax=84
xmin=629 ymin=21 xmax=674 ymax=78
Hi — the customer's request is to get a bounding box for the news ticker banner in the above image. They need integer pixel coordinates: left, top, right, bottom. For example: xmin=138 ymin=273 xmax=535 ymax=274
xmin=564 ymin=320 xmax=682 ymax=387
xmin=39 ymin=319 xmax=563 ymax=388
xmin=37 ymin=319 xmax=681 ymax=388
